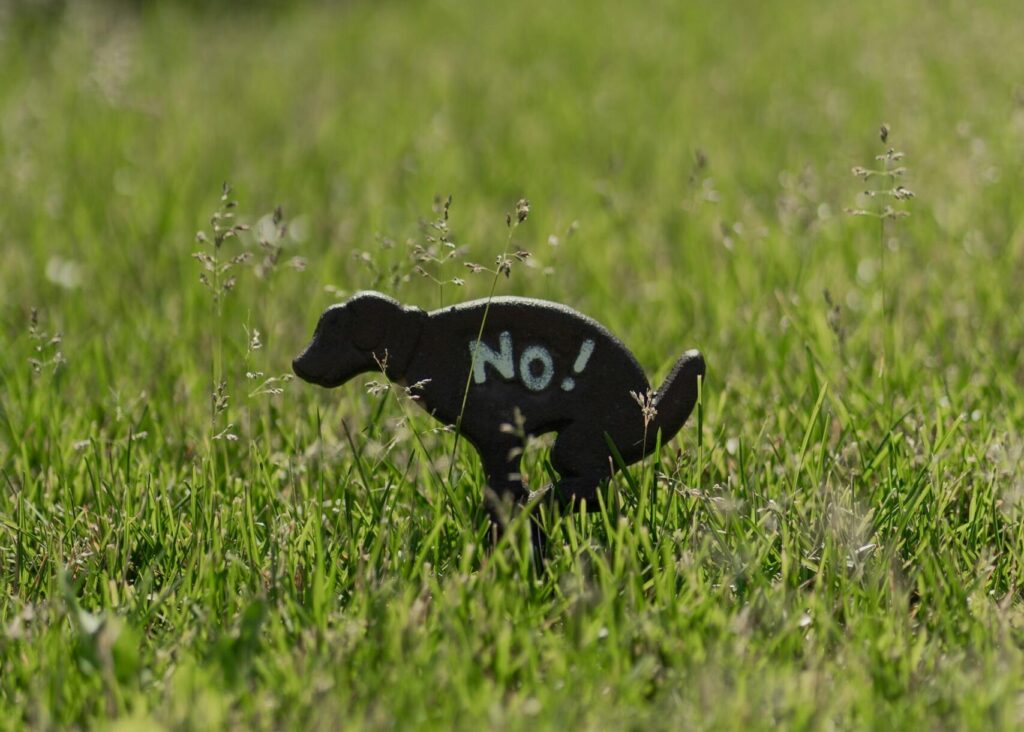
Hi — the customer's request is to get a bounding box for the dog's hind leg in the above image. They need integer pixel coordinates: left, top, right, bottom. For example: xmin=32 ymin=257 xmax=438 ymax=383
xmin=549 ymin=425 xmax=613 ymax=511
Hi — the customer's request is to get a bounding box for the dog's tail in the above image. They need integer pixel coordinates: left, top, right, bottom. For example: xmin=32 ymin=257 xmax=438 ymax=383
xmin=648 ymin=349 xmax=705 ymax=452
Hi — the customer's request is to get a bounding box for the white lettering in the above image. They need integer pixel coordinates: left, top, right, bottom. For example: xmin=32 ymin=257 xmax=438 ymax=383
xmin=469 ymin=331 xmax=515 ymax=384
xmin=519 ymin=345 xmax=554 ymax=391
xmin=573 ymin=339 xmax=595 ymax=373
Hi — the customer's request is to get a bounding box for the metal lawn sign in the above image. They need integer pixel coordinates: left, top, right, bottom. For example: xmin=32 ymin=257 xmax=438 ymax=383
xmin=293 ymin=291 xmax=705 ymax=531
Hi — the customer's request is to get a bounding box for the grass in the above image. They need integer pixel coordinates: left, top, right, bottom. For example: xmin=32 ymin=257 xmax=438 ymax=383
xmin=2 ymin=0 xmax=1024 ymax=729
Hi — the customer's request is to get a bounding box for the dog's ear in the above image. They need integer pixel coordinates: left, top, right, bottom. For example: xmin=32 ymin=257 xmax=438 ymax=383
xmin=347 ymin=291 xmax=405 ymax=351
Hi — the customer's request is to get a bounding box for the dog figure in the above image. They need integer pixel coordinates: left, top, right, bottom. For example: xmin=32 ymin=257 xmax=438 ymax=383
xmin=293 ymin=291 xmax=705 ymax=530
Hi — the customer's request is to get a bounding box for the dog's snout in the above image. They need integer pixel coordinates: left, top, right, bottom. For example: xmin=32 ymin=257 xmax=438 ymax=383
xmin=292 ymin=353 xmax=311 ymax=381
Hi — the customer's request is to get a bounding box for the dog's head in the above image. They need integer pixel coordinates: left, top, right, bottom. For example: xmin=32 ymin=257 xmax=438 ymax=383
xmin=292 ymin=291 xmax=424 ymax=388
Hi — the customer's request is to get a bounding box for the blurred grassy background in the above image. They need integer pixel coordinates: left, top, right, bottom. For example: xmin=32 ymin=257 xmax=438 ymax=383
xmin=3 ymin=0 xmax=1023 ymax=397
xmin=2 ymin=0 xmax=1024 ymax=729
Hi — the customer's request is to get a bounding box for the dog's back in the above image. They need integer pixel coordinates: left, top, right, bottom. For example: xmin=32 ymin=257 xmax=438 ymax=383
xmin=404 ymin=297 xmax=650 ymax=442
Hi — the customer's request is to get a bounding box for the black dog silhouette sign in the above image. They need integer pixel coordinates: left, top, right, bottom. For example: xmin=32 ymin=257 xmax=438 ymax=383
xmin=293 ymin=291 xmax=705 ymax=516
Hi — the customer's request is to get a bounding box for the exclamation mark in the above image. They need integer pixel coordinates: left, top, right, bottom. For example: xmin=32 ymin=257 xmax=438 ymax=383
xmin=561 ymin=339 xmax=595 ymax=391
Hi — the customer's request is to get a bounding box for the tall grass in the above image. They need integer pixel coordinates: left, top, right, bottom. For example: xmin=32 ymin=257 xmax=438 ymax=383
xmin=2 ymin=0 xmax=1024 ymax=729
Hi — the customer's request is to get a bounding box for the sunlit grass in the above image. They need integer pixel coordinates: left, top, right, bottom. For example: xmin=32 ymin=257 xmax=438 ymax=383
xmin=2 ymin=0 xmax=1024 ymax=729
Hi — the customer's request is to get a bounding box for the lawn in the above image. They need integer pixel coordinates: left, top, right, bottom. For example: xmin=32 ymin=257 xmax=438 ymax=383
xmin=2 ymin=0 xmax=1024 ymax=729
